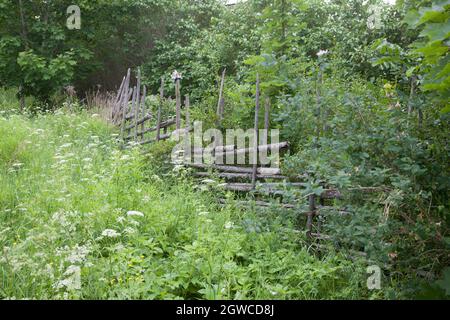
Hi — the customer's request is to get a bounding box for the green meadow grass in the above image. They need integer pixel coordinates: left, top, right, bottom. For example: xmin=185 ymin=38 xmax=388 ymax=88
xmin=0 ymin=109 xmax=383 ymax=300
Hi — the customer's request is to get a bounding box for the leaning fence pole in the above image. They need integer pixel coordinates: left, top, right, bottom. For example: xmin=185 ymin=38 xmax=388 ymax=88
xmin=120 ymin=87 xmax=132 ymax=140
xmin=140 ymin=85 xmax=147 ymax=140
xmin=120 ymin=69 xmax=131 ymax=135
xmin=184 ymin=95 xmax=191 ymax=163
xmin=129 ymin=86 xmax=137 ymax=138
xmin=156 ymin=78 xmax=164 ymax=142
xmin=134 ymin=69 xmax=141 ymax=142
xmin=251 ymin=73 xmax=260 ymax=190
xmin=174 ymin=73 xmax=182 ymax=130
xmin=216 ymin=68 xmax=226 ymax=123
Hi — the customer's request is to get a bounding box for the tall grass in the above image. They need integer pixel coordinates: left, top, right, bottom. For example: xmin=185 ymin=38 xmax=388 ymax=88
xmin=0 ymin=88 xmax=35 ymax=114
xmin=0 ymin=110 xmax=387 ymax=300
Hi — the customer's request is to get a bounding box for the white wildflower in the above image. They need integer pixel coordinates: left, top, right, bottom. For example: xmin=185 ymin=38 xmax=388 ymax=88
xmin=66 ymin=245 xmax=90 ymax=264
xmin=124 ymin=227 xmax=137 ymax=235
xmin=101 ymin=229 xmax=120 ymax=238
xmin=60 ymin=143 xmax=72 ymax=149
xmin=317 ymin=50 xmax=329 ymax=57
xmin=116 ymin=216 xmax=126 ymax=224
xmin=127 ymin=211 xmax=144 ymax=218
xmin=224 ymin=221 xmax=235 ymax=230
xmin=54 ymin=265 xmax=81 ymax=291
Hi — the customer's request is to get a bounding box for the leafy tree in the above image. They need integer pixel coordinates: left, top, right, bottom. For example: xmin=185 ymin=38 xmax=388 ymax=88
xmin=404 ymin=0 xmax=450 ymax=111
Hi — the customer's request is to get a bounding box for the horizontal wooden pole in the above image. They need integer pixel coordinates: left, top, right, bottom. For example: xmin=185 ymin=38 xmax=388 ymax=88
xmin=125 ymin=114 xmax=153 ymax=130
xmin=125 ymin=119 xmax=176 ymax=140
xmin=193 ymin=142 xmax=289 ymax=156
xmin=139 ymin=133 xmax=171 ymax=146
xmin=221 ymin=182 xmax=306 ymax=193
xmin=218 ymin=183 xmax=343 ymax=199
xmin=185 ymin=163 xmax=282 ymax=175
xmin=193 ymin=172 xmax=288 ymax=180
xmin=216 ymin=142 xmax=289 ymax=157
xmin=219 ymin=199 xmax=296 ymax=209
xmin=193 ymin=145 xmax=236 ymax=154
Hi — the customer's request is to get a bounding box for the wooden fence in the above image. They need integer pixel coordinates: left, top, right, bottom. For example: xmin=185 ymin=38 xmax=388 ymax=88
xmin=112 ymin=68 xmax=387 ymax=240
xmin=112 ymin=69 xmax=189 ymax=147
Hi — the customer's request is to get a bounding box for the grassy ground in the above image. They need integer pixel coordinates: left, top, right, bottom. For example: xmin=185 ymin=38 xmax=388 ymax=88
xmin=0 ymin=107 xmax=387 ymax=300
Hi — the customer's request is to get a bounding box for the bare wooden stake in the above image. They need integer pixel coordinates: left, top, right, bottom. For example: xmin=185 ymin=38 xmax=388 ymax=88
xmin=251 ymin=73 xmax=260 ymax=189
xmin=120 ymin=69 xmax=131 ymax=135
xmin=156 ymin=78 xmax=164 ymax=141
xmin=134 ymin=69 xmax=141 ymax=142
xmin=120 ymin=87 xmax=132 ymax=140
xmin=129 ymin=86 xmax=137 ymax=137
xmin=140 ymin=85 xmax=147 ymax=140
xmin=185 ymin=95 xmax=191 ymax=130
xmin=175 ymin=77 xmax=181 ymax=130
xmin=217 ymin=68 xmax=226 ymax=122
xmin=185 ymin=95 xmax=191 ymax=163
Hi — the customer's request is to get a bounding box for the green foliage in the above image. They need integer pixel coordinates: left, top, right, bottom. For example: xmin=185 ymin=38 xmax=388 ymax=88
xmin=279 ymin=73 xmax=449 ymax=296
xmin=17 ymin=50 xmax=77 ymax=100
xmin=0 ymin=0 xmax=448 ymax=300
xmin=404 ymin=0 xmax=450 ymax=109
xmin=0 ymin=111 xmax=378 ymax=300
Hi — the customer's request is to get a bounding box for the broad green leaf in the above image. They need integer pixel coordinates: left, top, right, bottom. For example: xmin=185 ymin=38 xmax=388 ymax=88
xmin=420 ymin=22 xmax=450 ymax=41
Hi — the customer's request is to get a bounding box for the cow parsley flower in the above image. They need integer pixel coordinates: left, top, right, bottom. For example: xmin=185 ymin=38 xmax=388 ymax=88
xmin=127 ymin=211 xmax=144 ymax=218
xmin=54 ymin=265 xmax=81 ymax=291
xmin=224 ymin=221 xmax=235 ymax=230
xmin=101 ymin=229 xmax=120 ymax=238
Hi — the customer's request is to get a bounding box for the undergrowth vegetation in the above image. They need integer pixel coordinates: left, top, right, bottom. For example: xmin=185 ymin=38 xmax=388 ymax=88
xmin=0 ymin=0 xmax=449 ymax=300
xmin=1 ymin=110 xmax=383 ymax=300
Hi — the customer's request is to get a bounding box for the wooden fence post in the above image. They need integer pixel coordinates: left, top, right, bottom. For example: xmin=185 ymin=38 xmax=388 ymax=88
xmin=120 ymin=69 xmax=131 ymax=137
xmin=134 ymin=69 xmax=141 ymax=142
xmin=174 ymin=72 xmax=182 ymax=131
xmin=140 ymin=85 xmax=147 ymax=140
xmin=156 ymin=77 xmax=164 ymax=142
xmin=129 ymin=86 xmax=137 ymax=138
xmin=216 ymin=68 xmax=226 ymax=123
xmin=185 ymin=95 xmax=191 ymax=163
xmin=120 ymin=88 xmax=132 ymax=140
xmin=251 ymin=73 xmax=260 ymax=190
